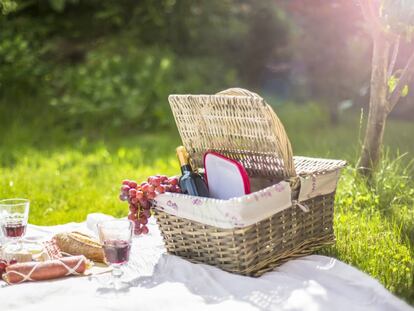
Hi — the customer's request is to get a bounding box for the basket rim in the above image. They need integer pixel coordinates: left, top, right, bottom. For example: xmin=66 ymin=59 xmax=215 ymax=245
xmin=169 ymin=93 xmax=266 ymax=103
xmin=293 ymin=156 xmax=347 ymax=175
xmin=153 ymin=158 xmax=345 ymax=229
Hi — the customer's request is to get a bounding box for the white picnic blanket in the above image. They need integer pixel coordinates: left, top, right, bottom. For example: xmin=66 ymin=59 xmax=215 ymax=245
xmin=0 ymin=214 xmax=412 ymax=311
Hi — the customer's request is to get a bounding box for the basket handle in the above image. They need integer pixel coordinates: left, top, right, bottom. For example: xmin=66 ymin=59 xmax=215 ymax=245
xmin=216 ymin=88 xmax=296 ymax=177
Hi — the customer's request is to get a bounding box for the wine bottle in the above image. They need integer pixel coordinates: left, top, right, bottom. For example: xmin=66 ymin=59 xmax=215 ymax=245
xmin=176 ymin=146 xmax=209 ymax=197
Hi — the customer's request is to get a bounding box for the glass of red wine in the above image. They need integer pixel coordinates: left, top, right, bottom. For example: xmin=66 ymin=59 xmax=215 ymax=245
xmin=97 ymin=219 xmax=133 ymax=291
xmin=0 ymin=199 xmax=30 ymax=248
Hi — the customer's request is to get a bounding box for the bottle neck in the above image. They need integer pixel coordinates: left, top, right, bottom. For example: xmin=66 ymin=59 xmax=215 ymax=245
xmin=176 ymin=146 xmax=192 ymax=173
xmin=180 ymin=164 xmax=192 ymax=175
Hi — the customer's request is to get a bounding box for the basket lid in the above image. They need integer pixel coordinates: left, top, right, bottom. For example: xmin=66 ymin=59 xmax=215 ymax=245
xmin=168 ymin=88 xmax=295 ymax=178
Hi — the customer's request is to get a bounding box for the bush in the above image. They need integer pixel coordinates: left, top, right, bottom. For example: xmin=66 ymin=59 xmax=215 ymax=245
xmin=0 ymin=26 xmax=46 ymax=99
xmin=47 ymin=42 xmax=238 ymax=129
xmin=0 ymin=0 xmax=287 ymax=129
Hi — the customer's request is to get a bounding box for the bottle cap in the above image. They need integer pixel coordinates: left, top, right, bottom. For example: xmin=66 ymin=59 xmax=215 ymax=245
xmin=176 ymin=146 xmax=190 ymax=166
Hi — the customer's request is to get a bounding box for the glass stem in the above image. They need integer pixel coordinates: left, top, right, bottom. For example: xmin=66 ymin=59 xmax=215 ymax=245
xmin=111 ymin=265 xmax=123 ymax=290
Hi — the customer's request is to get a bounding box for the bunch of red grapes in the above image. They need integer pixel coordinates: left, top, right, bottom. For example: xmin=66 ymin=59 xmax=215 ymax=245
xmin=119 ymin=175 xmax=181 ymax=235
xmin=0 ymin=258 xmax=17 ymax=278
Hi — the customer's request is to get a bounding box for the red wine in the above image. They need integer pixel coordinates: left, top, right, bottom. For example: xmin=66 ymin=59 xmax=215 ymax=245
xmin=176 ymin=146 xmax=209 ymax=197
xmin=103 ymin=240 xmax=131 ymax=264
xmin=2 ymin=222 xmax=26 ymax=238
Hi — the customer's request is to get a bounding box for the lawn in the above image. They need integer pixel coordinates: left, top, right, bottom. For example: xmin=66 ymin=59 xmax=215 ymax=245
xmin=0 ymin=103 xmax=413 ymax=303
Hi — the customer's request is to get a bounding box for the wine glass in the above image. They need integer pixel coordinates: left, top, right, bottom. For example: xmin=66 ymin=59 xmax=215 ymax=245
xmin=0 ymin=199 xmax=30 ymax=248
xmin=97 ymin=219 xmax=133 ymax=291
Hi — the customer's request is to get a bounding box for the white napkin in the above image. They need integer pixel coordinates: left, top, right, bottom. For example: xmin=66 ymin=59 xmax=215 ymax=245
xmin=86 ymin=213 xmax=114 ymax=237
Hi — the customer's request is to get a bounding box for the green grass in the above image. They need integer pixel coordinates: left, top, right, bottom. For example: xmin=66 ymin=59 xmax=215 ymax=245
xmin=322 ymin=161 xmax=414 ymax=302
xmin=0 ymin=103 xmax=413 ymax=304
xmin=0 ymin=132 xmax=182 ymax=223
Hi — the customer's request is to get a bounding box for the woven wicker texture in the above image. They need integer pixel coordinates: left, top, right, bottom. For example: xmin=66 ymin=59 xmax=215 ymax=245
xmin=155 ymin=191 xmax=335 ymax=276
xmin=157 ymin=88 xmax=345 ymax=276
xmin=294 ymin=156 xmax=347 ymax=175
xmin=168 ymin=88 xmax=295 ymax=179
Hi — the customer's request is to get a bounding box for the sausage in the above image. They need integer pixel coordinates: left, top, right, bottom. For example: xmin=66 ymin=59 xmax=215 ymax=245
xmin=3 ymin=255 xmax=88 ymax=285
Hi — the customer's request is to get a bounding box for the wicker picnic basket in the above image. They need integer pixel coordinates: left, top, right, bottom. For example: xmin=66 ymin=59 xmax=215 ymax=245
xmin=154 ymin=88 xmax=346 ymax=276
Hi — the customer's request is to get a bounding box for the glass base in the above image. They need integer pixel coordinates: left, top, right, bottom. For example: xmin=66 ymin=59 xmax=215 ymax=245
xmin=91 ymin=264 xmax=135 ymax=298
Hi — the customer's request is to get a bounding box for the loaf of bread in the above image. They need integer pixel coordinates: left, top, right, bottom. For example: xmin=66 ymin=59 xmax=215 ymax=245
xmin=54 ymin=231 xmax=105 ymax=263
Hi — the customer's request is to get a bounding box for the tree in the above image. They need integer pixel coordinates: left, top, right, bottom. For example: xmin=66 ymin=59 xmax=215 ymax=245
xmin=0 ymin=0 xmax=17 ymax=14
xmin=240 ymin=1 xmax=291 ymax=89
xmin=357 ymin=0 xmax=414 ymax=177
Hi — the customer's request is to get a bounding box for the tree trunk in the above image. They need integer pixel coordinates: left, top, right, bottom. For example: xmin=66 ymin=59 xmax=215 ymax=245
xmin=358 ymin=37 xmax=390 ymax=177
xmin=329 ymin=104 xmax=339 ymax=125
xmin=328 ymin=86 xmax=339 ymax=126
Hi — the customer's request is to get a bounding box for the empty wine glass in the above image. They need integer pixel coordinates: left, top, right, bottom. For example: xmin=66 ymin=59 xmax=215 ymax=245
xmin=97 ymin=219 xmax=133 ymax=291
xmin=0 ymin=199 xmax=30 ymax=248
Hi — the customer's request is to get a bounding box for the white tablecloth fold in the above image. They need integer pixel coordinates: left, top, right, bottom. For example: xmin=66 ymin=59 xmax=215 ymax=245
xmin=0 ymin=214 xmax=412 ymax=311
